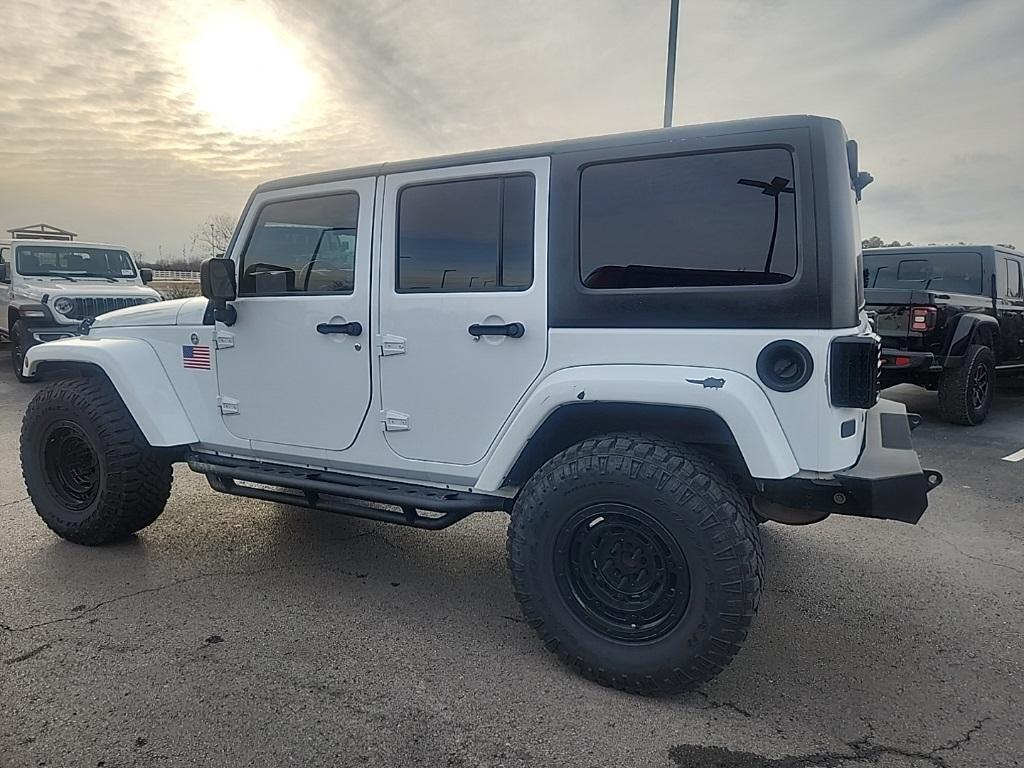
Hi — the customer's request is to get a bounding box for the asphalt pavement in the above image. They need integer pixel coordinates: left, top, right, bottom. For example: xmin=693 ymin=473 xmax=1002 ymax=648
xmin=1 ymin=358 xmax=1022 ymax=768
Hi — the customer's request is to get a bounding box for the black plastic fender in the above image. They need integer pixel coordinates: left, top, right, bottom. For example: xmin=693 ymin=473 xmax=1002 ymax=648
xmin=944 ymin=312 xmax=999 ymax=365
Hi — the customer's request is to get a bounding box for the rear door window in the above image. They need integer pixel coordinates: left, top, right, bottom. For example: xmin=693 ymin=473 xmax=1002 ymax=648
xmin=579 ymin=148 xmax=797 ymax=289
xmin=396 ymin=174 xmax=535 ymax=292
xmin=1004 ymin=258 xmax=1022 ymax=299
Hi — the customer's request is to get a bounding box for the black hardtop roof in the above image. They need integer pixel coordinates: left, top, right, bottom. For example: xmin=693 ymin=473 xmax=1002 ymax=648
xmin=256 ymin=114 xmax=839 ymax=193
xmin=865 ymin=245 xmax=1024 ymax=259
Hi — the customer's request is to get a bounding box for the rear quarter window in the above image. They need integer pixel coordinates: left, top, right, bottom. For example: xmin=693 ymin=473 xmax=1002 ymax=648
xmin=579 ymin=147 xmax=797 ymax=289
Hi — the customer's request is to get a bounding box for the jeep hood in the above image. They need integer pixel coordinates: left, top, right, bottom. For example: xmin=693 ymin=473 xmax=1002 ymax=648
xmin=89 ymin=297 xmax=206 ymax=328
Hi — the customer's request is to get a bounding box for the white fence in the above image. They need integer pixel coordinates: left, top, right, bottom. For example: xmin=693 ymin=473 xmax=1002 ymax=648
xmin=151 ymin=270 xmax=200 ymax=281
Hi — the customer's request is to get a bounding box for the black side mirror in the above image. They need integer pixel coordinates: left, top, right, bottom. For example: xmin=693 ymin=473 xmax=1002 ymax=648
xmin=200 ymin=258 xmax=238 ymax=325
xmin=139 ymin=268 xmax=153 ymax=284
xmin=0 ymin=263 xmax=8 ymax=282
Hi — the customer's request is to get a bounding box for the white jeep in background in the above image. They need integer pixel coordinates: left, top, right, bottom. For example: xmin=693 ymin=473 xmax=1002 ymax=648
xmin=0 ymin=239 xmax=162 ymax=379
xmin=19 ymin=116 xmax=943 ymax=694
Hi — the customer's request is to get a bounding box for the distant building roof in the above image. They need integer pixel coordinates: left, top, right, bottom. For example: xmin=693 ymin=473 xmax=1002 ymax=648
xmin=8 ymin=223 xmax=77 ymax=241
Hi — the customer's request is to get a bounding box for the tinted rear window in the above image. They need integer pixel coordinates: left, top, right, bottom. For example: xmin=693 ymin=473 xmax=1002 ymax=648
xmin=579 ymin=148 xmax=797 ymax=289
xmin=397 ymin=174 xmax=535 ymax=292
xmin=864 ymin=251 xmax=983 ymax=294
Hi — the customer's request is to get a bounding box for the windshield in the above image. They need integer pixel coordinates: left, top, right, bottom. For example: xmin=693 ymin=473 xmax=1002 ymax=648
xmin=15 ymin=245 xmax=137 ymax=279
xmin=864 ymin=251 xmax=983 ymax=294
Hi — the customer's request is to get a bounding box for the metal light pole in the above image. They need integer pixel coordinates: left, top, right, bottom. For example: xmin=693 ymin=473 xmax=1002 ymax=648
xmin=663 ymin=0 xmax=680 ymax=128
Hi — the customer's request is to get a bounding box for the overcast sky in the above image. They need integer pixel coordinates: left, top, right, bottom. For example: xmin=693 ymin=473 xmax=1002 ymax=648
xmin=1 ymin=0 xmax=1021 ymax=260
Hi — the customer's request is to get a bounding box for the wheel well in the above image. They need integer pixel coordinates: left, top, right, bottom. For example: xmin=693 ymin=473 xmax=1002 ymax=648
xmin=8 ymin=307 xmax=18 ymax=329
xmin=30 ymin=361 xmax=190 ymax=460
xmin=33 ymin=360 xmax=106 ymax=381
xmin=974 ymin=324 xmax=995 ymax=349
xmin=503 ymin=403 xmax=753 ymax=492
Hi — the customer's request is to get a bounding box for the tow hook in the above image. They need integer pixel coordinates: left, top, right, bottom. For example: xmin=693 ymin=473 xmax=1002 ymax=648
xmin=924 ymin=470 xmax=943 ymax=493
xmin=907 ymin=412 xmax=923 ymax=431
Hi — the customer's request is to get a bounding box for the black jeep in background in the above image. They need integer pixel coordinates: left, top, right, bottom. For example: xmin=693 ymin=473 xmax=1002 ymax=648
xmin=865 ymin=245 xmax=1024 ymax=425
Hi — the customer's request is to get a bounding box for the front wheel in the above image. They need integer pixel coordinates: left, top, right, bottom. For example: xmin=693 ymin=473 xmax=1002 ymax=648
xmin=507 ymin=434 xmax=763 ymax=695
xmin=21 ymin=376 xmax=173 ymax=545
xmin=10 ymin=320 xmax=33 ymax=382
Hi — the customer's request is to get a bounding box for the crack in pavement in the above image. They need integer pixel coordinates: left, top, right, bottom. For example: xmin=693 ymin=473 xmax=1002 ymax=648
xmin=4 ymin=642 xmax=51 ymax=664
xmin=668 ymin=718 xmax=991 ymax=768
xmin=930 ymin=717 xmax=991 ymax=756
xmin=692 ymin=689 xmax=755 ymax=718
xmin=0 ymin=496 xmax=29 ymax=508
xmin=0 ymin=533 xmax=380 ymax=633
xmin=917 ymin=525 xmax=1024 ymax=576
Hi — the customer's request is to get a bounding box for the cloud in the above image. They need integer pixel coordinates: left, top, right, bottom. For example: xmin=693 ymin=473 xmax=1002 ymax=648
xmin=0 ymin=0 xmax=1021 ymax=257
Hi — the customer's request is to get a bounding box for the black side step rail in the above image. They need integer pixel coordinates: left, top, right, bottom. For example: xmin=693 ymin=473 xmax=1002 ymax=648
xmin=187 ymin=453 xmax=510 ymax=530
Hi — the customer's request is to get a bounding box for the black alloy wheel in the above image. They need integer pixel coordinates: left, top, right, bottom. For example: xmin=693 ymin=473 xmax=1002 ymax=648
xmin=969 ymin=360 xmax=990 ymax=412
xmin=554 ymin=503 xmax=691 ymax=643
xmin=39 ymin=420 xmax=101 ymax=513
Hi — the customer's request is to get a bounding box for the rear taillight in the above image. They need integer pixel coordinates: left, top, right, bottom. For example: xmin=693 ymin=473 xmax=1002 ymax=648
xmin=910 ymin=306 xmax=937 ymax=332
xmin=830 ymin=336 xmax=880 ymax=409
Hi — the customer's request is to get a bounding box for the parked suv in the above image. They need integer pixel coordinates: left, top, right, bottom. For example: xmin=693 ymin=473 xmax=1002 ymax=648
xmin=0 ymin=239 xmax=161 ymax=380
xmin=865 ymin=245 xmax=1024 ymax=424
xmin=20 ymin=116 xmax=941 ymax=694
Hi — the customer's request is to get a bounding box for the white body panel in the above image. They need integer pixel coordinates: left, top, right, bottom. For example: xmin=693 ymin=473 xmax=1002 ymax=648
xmin=23 ymin=336 xmax=199 ymax=447
xmin=474 ymin=364 xmax=800 ymax=490
xmin=376 ymin=158 xmax=550 ymax=465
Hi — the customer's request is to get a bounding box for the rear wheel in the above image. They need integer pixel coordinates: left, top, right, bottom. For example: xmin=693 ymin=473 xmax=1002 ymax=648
xmin=507 ymin=434 xmax=763 ymax=695
xmin=21 ymin=376 xmax=173 ymax=545
xmin=938 ymin=344 xmax=995 ymax=425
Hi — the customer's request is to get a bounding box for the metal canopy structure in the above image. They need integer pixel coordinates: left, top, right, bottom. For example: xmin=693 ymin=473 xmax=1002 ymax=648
xmin=7 ymin=223 xmax=77 ymax=241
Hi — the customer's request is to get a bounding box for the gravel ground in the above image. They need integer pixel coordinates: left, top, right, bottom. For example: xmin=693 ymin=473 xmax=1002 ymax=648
xmin=1 ymin=360 xmax=1021 ymax=768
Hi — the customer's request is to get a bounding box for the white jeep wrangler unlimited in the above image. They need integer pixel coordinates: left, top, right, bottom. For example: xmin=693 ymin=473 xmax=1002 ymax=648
xmin=20 ymin=116 xmax=942 ymax=694
xmin=0 ymin=239 xmax=161 ymax=380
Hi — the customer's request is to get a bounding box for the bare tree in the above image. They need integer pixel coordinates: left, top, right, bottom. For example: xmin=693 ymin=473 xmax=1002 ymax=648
xmin=190 ymin=214 xmax=237 ymax=259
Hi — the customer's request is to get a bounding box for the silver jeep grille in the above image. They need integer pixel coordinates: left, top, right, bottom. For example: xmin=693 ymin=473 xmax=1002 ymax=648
xmin=65 ymin=296 xmax=149 ymax=320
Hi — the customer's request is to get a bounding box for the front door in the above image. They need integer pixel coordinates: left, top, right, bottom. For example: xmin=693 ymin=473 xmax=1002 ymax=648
xmin=216 ymin=178 xmax=375 ymax=450
xmin=378 ymin=158 xmax=549 ymax=465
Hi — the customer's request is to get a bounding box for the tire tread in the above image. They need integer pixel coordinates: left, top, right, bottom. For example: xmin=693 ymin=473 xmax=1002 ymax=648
xmin=20 ymin=376 xmax=172 ymax=545
xmin=507 ymin=433 xmax=763 ymax=695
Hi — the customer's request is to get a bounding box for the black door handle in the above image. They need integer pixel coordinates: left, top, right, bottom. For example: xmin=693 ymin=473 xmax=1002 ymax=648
xmin=468 ymin=322 xmax=525 ymax=338
xmin=317 ymin=321 xmax=362 ymax=336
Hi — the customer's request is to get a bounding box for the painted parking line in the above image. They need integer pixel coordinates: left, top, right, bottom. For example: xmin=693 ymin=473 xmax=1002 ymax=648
xmin=1000 ymin=448 xmax=1024 ymax=462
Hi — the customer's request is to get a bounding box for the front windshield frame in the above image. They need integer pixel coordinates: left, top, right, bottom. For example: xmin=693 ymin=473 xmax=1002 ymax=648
xmin=14 ymin=245 xmax=138 ymax=279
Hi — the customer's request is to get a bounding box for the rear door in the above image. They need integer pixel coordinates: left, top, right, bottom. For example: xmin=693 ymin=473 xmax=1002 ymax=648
xmin=377 ymin=158 xmax=549 ymax=465
xmin=998 ymin=255 xmax=1024 ymax=362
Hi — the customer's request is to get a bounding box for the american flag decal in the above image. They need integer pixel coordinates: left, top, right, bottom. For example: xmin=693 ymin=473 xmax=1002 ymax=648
xmin=182 ymin=345 xmax=211 ymax=370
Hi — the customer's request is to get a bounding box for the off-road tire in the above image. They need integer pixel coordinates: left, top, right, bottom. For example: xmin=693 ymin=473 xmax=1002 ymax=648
xmin=938 ymin=344 xmax=995 ymax=426
xmin=21 ymin=376 xmax=173 ymax=545
xmin=507 ymin=433 xmax=763 ymax=695
xmin=10 ymin=320 xmax=33 ymax=382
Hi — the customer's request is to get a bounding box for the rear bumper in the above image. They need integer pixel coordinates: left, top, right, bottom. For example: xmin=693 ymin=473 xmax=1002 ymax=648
xmin=880 ymin=348 xmax=934 ymax=371
xmin=759 ymin=399 xmax=942 ymax=524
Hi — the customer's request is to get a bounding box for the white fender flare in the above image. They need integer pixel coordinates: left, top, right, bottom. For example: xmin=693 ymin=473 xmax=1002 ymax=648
xmin=475 ymin=365 xmax=800 ymax=492
xmin=24 ymin=336 xmax=199 ymax=447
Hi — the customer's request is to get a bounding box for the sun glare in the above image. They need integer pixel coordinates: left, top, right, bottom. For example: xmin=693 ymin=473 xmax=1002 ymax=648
xmin=186 ymin=6 xmax=314 ymax=136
